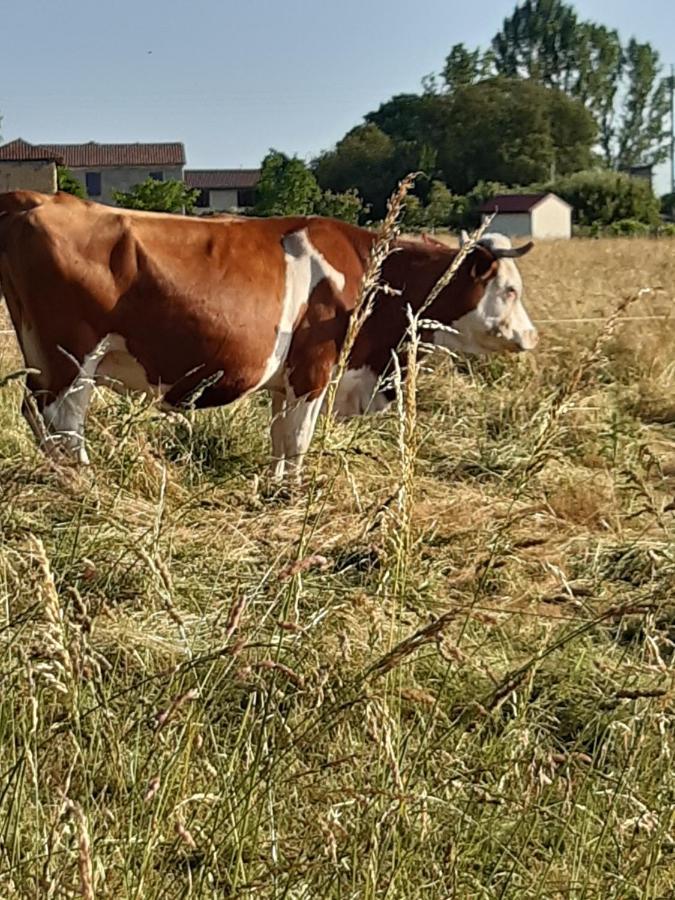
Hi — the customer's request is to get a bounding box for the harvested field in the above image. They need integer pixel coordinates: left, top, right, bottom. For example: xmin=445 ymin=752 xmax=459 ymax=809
xmin=0 ymin=236 xmax=673 ymax=898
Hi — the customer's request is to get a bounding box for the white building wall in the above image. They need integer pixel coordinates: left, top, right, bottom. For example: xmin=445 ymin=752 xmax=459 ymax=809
xmin=208 ymin=188 xmax=239 ymax=211
xmin=482 ymin=212 xmax=532 ymax=238
xmin=69 ymin=165 xmax=185 ymax=205
xmin=0 ymin=160 xmax=58 ymax=193
xmin=531 ymin=197 xmax=572 ymax=239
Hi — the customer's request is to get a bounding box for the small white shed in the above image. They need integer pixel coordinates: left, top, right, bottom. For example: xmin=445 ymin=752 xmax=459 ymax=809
xmin=480 ymin=192 xmax=572 ymax=240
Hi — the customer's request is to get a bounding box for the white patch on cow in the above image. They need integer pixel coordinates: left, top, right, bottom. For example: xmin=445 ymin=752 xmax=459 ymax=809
xmin=333 ymin=366 xmax=391 ymax=418
xmin=40 ymin=333 xmax=171 ymax=464
xmin=258 ymin=229 xmax=346 ymax=393
xmin=96 ymin=335 xmax=169 ymax=398
xmin=432 ymin=232 xmax=538 ymax=356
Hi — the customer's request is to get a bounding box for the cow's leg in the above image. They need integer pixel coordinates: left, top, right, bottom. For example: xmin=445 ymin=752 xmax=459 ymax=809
xmin=270 ymin=390 xmax=288 ymax=482
xmin=280 ymin=386 xmax=329 ymax=483
xmin=41 ymin=380 xmax=95 ymax=464
xmin=40 ymin=338 xmax=112 ymax=465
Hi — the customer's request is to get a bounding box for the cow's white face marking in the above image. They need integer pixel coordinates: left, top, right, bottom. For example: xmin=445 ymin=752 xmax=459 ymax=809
xmin=258 ymin=229 xmax=346 ymax=393
xmin=433 ymin=233 xmax=538 ymax=356
xmin=333 ymin=366 xmax=391 ymax=418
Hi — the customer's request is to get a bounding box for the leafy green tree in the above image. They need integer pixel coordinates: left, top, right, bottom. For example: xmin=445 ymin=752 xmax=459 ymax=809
xmin=547 ymin=86 xmax=601 ymax=177
xmin=402 ymin=194 xmax=427 ymax=230
xmin=322 ymin=79 xmax=594 ymax=205
xmin=441 ymin=43 xmax=494 ymax=93
xmin=254 ymin=150 xmax=321 ymax=216
xmin=57 ymin=166 xmax=86 ymax=199
xmin=315 ymin=188 xmax=365 ymax=224
xmin=252 ymin=150 xmax=365 ymax=222
xmin=113 ymin=178 xmax=199 ymax=214
xmin=492 ymin=0 xmax=580 ymax=90
xmin=314 ymin=124 xmax=418 ymax=219
xmin=436 ymin=78 xmax=596 ymax=193
xmin=491 ymin=0 xmax=670 ymax=167
xmin=618 ymin=40 xmax=671 ymax=167
xmin=551 ymin=170 xmax=661 ymax=227
xmin=365 ymin=94 xmax=441 ymax=148
xmin=424 ymin=181 xmax=456 ymax=227
xmin=574 ymin=24 xmax=623 ymax=165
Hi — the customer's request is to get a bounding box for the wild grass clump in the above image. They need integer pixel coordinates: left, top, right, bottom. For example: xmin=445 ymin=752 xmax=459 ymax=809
xmin=0 ymin=226 xmax=674 ymax=897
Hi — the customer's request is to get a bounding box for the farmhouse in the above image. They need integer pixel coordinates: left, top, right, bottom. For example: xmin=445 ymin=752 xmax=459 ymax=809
xmin=0 ymin=138 xmax=186 ymax=205
xmin=0 ymin=140 xmax=63 ymax=194
xmin=185 ymin=169 xmax=261 ymax=213
xmin=480 ymin=192 xmax=572 ymax=240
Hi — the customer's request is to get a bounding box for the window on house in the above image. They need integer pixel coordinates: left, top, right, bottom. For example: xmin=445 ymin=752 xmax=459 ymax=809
xmin=149 ymin=171 xmax=163 ymax=181
xmin=85 ymin=172 xmax=102 ymax=197
xmin=237 ymin=188 xmax=256 ymax=208
xmin=195 ymin=189 xmax=210 ymax=208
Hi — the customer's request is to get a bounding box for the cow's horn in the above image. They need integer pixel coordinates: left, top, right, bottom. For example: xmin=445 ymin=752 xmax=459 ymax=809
xmin=490 ymin=241 xmax=534 ymax=259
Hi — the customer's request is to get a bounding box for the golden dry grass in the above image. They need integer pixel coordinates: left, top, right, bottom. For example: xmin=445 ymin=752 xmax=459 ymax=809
xmin=0 ymin=236 xmax=674 ymax=898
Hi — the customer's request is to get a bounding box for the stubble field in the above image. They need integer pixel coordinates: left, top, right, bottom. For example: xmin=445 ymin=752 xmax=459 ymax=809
xmin=0 ymin=236 xmax=674 ymax=898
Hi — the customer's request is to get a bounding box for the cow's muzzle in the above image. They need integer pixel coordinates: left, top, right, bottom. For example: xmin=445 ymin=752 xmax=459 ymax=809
xmin=512 ymin=328 xmax=539 ymax=352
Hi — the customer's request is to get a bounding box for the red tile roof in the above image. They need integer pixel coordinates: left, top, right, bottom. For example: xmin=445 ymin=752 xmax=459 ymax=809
xmin=0 ymin=138 xmax=185 ymax=167
xmin=479 ymin=193 xmax=553 ymax=214
xmin=185 ymin=169 xmax=261 ymax=190
xmin=0 ymin=138 xmax=64 ymax=163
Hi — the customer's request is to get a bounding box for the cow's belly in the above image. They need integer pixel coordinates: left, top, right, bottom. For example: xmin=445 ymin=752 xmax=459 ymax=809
xmin=95 ymin=334 xmax=171 ymax=399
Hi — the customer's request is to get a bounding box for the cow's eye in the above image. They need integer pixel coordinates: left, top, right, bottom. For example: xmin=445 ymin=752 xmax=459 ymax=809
xmin=505 ymin=287 xmax=517 ymax=302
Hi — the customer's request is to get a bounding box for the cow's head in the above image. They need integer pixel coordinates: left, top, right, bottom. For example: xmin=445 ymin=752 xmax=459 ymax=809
xmin=431 ymin=231 xmax=537 ymax=356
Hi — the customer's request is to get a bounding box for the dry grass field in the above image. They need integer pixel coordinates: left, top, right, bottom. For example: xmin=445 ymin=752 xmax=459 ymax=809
xmin=0 ymin=236 xmax=674 ymax=898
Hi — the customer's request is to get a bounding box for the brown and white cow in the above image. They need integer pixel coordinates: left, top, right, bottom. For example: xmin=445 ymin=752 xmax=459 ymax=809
xmin=0 ymin=190 xmax=537 ymax=479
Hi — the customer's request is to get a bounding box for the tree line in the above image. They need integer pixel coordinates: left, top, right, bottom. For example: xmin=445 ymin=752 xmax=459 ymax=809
xmin=57 ymin=0 xmax=674 ymax=232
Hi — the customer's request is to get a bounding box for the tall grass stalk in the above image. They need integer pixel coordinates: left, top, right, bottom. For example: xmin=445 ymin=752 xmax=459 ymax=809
xmin=0 ymin=217 xmax=674 ymax=897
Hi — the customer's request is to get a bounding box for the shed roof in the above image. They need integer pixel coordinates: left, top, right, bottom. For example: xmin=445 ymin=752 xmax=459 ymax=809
xmin=0 ymin=138 xmax=185 ymax=167
xmin=184 ymin=169 xmax=261 ymax=190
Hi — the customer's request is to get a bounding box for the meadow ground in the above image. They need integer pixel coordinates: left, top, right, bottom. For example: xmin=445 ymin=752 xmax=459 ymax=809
xmin=0 ymin=236 xmax=673 ymax=898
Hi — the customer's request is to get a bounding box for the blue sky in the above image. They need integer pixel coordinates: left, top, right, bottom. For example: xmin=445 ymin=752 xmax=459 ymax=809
xmin=1 ymin=0 xmax=672 ymax=190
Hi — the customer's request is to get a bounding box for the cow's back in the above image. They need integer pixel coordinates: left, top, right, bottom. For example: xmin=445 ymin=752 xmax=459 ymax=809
xmin=0 ymin=194 xmax=377 ymax=408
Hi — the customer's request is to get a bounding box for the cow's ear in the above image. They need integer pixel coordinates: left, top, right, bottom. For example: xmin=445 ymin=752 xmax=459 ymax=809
xmin=470 ymin=248 xmax=498 ymax=283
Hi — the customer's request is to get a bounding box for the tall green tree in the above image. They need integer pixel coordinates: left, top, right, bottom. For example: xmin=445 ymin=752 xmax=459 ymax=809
xmin=322 ymin=78 xmax=594 ymax=205
xmin=491 ymin=0 xmax=579 ymax=90
xmin=618 ymin=40 xmax=671 ymax=167
xmin=574 ymin=24 xmax=623 ymax=165
xmin=441 ymin=43 xmax=493 ymax=93
xmin=314 ymin=124 xmax=418 ymax=219
xmin=253 ymin=149 xmax=365 ymax=221
xmin=254 ymin=150 xmax=321 ymax=216
xmin=315 ymin=188 xmax=364 ymax=224
xmin=435 ymin=78 xmax=595 ymax=192
xmin=491 ymin=0 xmax=670 ymax=167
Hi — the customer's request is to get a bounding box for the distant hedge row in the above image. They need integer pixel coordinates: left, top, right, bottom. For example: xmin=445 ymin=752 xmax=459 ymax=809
xmin=402 ymin=169 xmax=666 ymax=235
